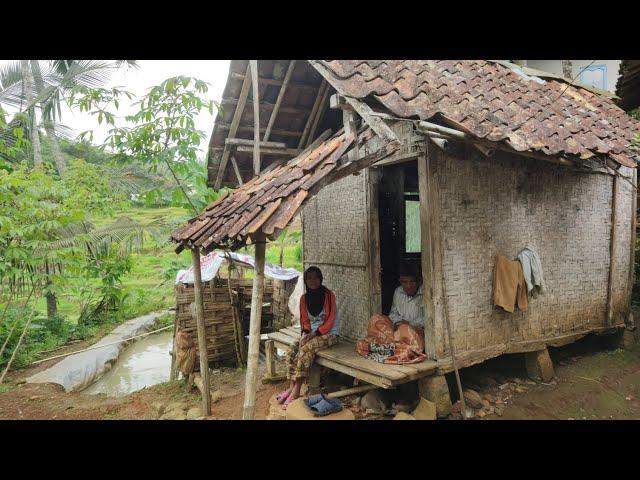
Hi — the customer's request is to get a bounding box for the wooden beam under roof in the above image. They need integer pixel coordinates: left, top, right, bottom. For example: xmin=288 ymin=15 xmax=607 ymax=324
xmin=298 ymin=79 xmax=327 ymax=148
xmin=221 ymin=97 xmax=310 ymax=116
xmin=216 ymin=123 xmax=301 ymax=137
xmin=225 ymin=138 xmax=287 ymax=149
xmin=305 ymin=82 xmax=332 ymax=147
xmin=230 ymin=71 xmax=317 ymax=91
xmin=214 ymin=64 xmax=252 ymax=189
xmin=264 ymin=60 xmax=296 ymax=142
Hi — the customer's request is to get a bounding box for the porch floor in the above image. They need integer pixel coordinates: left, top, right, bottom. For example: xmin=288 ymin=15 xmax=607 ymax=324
xmin=267 ymin=327 xmax=438 ymax=389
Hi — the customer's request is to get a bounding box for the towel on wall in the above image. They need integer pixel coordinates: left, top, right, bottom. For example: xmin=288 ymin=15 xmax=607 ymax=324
xmin=517 ymin=246 xmax=546 ymax=298
xmin=493 ymin=255 xmax=528 ymax=313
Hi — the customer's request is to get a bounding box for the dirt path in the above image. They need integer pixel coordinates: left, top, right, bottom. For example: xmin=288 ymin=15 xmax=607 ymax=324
xmin=1 ymin=330 xmax=639 ymax=420
xmin=449 ymin=332 xmax=640 ymax=420
xmin=0 ymin=337 xmax=286 ymax=420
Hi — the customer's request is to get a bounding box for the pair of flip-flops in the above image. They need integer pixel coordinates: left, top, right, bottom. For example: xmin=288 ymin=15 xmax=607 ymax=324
xmin=303 ymin=394 xmax=343 ymax=417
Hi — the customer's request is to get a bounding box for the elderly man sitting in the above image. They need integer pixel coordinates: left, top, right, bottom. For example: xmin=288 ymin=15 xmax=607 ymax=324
xmin=356 ymin=263 xmax=427 ymax=364
xmin=388 ymin=263 xmax=425 ymax=338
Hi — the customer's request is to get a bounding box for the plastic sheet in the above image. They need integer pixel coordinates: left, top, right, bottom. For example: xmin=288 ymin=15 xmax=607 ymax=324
xmin=26 ymin=311 xmax=169 ymax=392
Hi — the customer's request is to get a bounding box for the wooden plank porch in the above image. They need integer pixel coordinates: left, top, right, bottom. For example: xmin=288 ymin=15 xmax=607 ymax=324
xmin=265 ymin=327 xmax=438 ymax=389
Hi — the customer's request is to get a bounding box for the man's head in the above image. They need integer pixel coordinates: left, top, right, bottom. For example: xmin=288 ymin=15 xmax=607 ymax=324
xmin=398 ymin=263 xmax=421 ymax=297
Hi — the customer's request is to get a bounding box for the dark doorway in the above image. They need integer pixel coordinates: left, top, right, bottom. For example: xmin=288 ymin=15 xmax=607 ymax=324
xmin=377 ymin=160 xmax=422 ymax=314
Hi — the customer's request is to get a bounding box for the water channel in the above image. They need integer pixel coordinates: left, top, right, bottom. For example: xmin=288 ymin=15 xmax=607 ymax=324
xmin=83 ymin=331 xmax=174 ymax=396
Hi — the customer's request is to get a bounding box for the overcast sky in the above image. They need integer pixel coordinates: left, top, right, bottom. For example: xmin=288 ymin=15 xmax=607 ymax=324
xmin=0 ymin=60 xmax=231 ymax=159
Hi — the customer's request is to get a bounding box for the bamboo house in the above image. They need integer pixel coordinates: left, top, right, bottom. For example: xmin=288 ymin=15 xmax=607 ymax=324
xmin=172 ymin=60 xmax=640 ymax=418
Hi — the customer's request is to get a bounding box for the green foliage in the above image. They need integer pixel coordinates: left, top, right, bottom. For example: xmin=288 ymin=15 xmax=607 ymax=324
xmin=293 ymin=243 xmax=303 ymax=263
xmin=68 ymin=76 xmax=222 ymax=213
xmin=78 ymin=243 xmax=133 ymax=326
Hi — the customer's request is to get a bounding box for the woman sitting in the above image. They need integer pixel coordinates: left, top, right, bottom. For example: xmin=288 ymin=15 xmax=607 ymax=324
xmin=277 ymin=266 xmax=339 ymax=409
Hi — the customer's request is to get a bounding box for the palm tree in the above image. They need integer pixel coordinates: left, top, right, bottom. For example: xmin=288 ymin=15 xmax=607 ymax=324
xmin=0 ymin=60 xmax=138 ymax=173
xmin=19 ymin=61 xmax=42 ymax=166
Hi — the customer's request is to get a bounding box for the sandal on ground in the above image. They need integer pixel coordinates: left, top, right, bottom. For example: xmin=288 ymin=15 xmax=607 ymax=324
xmin=308 ymin=395 xmax=343 ymax=417
xmin=303 ymin=393 xmax=325 ymax=408
xmin=276 ymin=390 xmax=291 ymax=404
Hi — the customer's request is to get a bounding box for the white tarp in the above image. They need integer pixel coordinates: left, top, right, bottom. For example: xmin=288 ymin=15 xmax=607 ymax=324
xmin=26 ymin=311 xmax=169 ymax=392
xmin=287 ymin=274 xmax=305 ymax=327
xmin=175 ymin=251 xmax=301 ymax=284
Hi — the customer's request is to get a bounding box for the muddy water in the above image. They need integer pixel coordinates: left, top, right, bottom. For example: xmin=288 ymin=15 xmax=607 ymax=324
xmin=83 ymin=331 xmax=174 ymax=397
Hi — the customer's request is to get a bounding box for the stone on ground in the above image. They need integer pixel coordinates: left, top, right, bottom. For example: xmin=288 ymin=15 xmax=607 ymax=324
xmin=525 ymin=349 xmax=555 ymax=383
xmin=285 ymin=398 xmax=355 ymax=420
xmin=622 ymin=330 xmax=636 ymax=350
xmin=393 ymin=411 xmax=416 ymax=420
xmin=411 ymin=397 xmax=436 ymax=420
xmin=463 ymin=389 xmax=484 ymax=409
xmin=417 ymin=376 xmax=452 ymax=418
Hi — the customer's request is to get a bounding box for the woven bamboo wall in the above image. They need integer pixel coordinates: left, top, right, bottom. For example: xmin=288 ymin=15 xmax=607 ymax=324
xmin=174 ymin=277 xmax=280 ymax=366
xmin=175 ymin=283 xmax=238 ymax=365
xmin=433 ymin=148 xmax=634 ymax=359
xmin=302 ymin=170 xmax=372 ymax=341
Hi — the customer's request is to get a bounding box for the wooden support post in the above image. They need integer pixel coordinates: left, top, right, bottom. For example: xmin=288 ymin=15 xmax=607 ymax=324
xmin=308 ymin=363 xmax=322 ymax=395
xmin=606 ymin=174 xmax=619 ymax=326
xmin=264 ymin=60 xmax=296 ymax=142
xmin=418 ymin=148 xmax=437 ymax=360
xmin=629 ymin=169 xmax=637 ymax=319
xmin=191 ymin=248 xmax=211 ymax=416
xmin=169 ymin=311 xmax=179 ymax=382
xmin=326 ymin=384 xmax=378 ymax=399
xmin=242 ymin=235 xmax=266 ymax=419
xmin=264 ymin=339 xmax=277 ymax=381
xmin=525 ymin=348 xmax=555 ymax=382
xmin=417 ymin=375 xmax=452 ymax=418
xmin=250 ymin=60 xmax=261 ymax=176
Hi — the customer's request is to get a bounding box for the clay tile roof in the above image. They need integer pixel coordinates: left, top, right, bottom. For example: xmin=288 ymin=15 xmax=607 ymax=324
xmin=314 ymin=60 xmax=640 ymax=168
xmin=172 ymin=132 xmax=363 ymax=251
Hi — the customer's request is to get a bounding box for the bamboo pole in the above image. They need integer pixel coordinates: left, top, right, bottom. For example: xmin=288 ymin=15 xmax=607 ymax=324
xmin=242 ymin=235 xmax=266 ymax=419
xmin=191 ymin=248 xmax=211 ymax=416
xmin=250 ymin=60 xmax=261 ymax=175
xmin=224 ymin=255 xmax=243 ymax=366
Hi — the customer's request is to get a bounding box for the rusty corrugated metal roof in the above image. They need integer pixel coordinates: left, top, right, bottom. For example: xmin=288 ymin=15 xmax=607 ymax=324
xmin=312 ymin=60 xmax=640 ymax=168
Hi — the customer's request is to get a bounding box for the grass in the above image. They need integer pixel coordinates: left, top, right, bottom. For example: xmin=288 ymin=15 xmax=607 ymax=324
xmin=1 ymin=204 xmax=302 ymax=369
xmin=27 ymin=205 xmax=302 ymax=322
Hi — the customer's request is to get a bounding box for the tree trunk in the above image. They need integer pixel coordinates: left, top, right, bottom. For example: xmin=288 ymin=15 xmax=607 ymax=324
xmin=20 ymin=60 xmax=42 ymax=167
xmin=46 ymin=291 xmax=57 ymax=319
xmin=30 ymin=61 xmax=66 ymax=174
xmin=562 ymin=60 xmax=573 ymax=79
xmin=43 ymin=120 xmax=66 ymax=174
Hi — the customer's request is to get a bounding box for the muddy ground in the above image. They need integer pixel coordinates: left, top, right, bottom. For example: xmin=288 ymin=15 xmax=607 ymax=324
xmin=1 ymin=329 xmax=639 ymax=420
